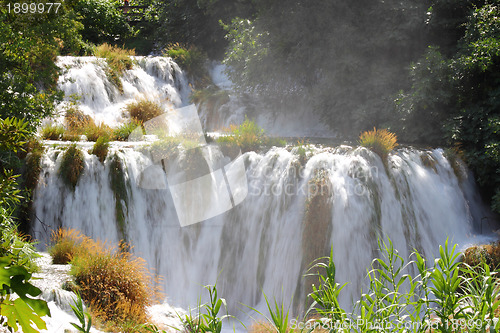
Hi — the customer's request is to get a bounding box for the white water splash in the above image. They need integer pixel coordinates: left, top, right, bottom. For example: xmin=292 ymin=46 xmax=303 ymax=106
xmin=31 ymin=143 xmax=496 ymax=319
xmin=55 ymin=56 xmax=191 ymax=126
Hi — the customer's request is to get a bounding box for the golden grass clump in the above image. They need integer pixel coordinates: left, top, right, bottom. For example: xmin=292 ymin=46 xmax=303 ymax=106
xmin=359 ymin=127 xmax=398 ymax=159
xmin=65 ymin=106 xmax=94 ymax=133
xmin=50 ymin=228 xmax=158 ymax=331
xmin=70 ymin=241 xmax=154 ymax=329
xmin=64 ymin=106 xmax=114 ymax=142
xmin=94 ymin=43 xmax=135 ymax=73
xmin=48 ymin=228 xmax=92 ymax=264
xmin=123 ymin=99 xmax=164 ymax=124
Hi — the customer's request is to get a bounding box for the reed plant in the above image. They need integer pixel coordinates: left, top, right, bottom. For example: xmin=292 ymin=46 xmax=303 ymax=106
xmin=304 ymin=238 xmax=500 ymax=333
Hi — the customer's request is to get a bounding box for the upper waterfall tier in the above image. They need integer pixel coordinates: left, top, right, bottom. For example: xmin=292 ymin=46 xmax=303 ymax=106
xmin=55 ymin=56 xmax=332 ymax=137
xmin=56 ymin=56 xmax=192 ymax=126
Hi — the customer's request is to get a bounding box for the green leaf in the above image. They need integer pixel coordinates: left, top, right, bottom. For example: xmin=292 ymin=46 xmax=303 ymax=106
xmin=0 ymin=297 xmax=48 ymax=333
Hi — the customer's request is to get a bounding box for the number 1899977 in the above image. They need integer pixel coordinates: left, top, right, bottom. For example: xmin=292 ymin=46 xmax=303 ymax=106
xmin=6 ymin=2 xmax=62 ymax=14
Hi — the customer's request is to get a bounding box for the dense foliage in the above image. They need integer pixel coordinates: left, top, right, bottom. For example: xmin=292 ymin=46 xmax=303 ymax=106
xmin=151 ymin=0 xmax=256 ymax=59
xmin=396 ymin=1 xmax=500 ymax=211
xmin=0 ymin=118 xmax=50 ymax=332
xmin=74 ymin=0 xmax=132 ymax=45
xmin=222 ymin=0 xmax=429 ymax=136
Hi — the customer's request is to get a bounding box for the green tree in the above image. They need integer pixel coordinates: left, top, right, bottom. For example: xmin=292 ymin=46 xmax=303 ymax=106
xmin=74 ymin=0 xmax=133 ymax=45
xmin=0 ymin=0 xmax=84 ymax=129
xmin=398 ymin=1 xmax=500 ymax=211
xmin=0 ymin=118 xmax=50 ymax=333
xmin=152 ymin=0 xmax=256 ymax=59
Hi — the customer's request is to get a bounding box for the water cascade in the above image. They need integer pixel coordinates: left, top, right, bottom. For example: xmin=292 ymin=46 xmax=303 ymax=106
xmin=55 ymin=56 xmax=191 ymax=126
xmin=31 ymin=143 xmax=494 ymax=315
xmin=31 ymin=56 xmax=497 ymax=321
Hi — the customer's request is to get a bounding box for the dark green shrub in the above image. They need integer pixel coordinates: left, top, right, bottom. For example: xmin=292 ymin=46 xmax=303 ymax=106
xmin=164 ymin=43 xmax=208 ymax=81
xmin=91 ymin=137 xmax=110 ymax=163
xmin=59 ymin=144 xmax=85 ymax=189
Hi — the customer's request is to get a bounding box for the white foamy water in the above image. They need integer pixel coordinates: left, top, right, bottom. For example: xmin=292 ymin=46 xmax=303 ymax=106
xmin=56 ymin=56 xmax=191 ymax=126
xmin=31 ymin=143 xmax=496 ymax=320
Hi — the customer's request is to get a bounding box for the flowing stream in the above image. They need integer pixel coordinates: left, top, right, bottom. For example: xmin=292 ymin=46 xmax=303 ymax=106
xmin=31 ymin=56 xmax=497 ymax=326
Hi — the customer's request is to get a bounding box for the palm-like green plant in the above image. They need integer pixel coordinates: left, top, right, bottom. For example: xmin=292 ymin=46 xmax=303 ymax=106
xmin=70 ymin=291 xmax=92 ymax=333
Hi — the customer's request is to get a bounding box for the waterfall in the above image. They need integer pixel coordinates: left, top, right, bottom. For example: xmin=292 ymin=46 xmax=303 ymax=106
xmin=31 ymin=143 xmax=495 ymax=316
xmin=32 ymin=56 xmax=497 ymax=322
xmin=55 ymin=56 xmax=191 ymax=126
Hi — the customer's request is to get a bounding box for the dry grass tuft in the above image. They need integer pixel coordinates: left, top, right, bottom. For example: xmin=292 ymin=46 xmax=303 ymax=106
xmin=359 ymin=127 xmax=398 ymax=159
xmin=123 ymin=99 xmax=164 ymax=124
xmin=65 ymin=106 xmax=94 ymax=133
xmin=94 ymin=43 xmax=135 ymax=93
xmin=71 ymin=241 xmax=154 ymax=329
xmin=48 ymin=228 xmax=92 ymax=264
xmin=50 ymin=228 xmax=160 ymax=331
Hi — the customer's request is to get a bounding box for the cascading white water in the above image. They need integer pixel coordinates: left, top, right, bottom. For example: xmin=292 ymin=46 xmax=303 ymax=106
xmin=55 ymin=56 xmax=191 ymax=126
xmin=55 ymin=55 xmax=330 ymax=136
xmin=31 ymin=142 xmax=495 ymax=318
xmin=31 ymin=55 xmax=497 ymax=326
